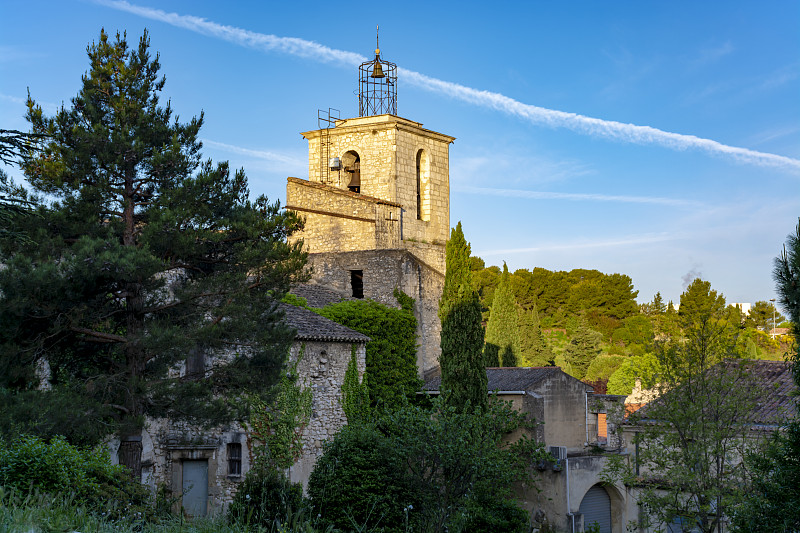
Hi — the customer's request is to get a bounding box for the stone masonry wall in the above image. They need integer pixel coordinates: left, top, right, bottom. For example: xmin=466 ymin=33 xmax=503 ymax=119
xmin=305 ymin=249 xmax=444 ymax=375
xmin=289 ymin=340 xmax=366 ymax=487
xmin=286 ymin=177 xmax=401 ymax=253
xmin=300 ymin=115 xmax=452 ymax=255
xmin=109 ymin=419 xmax=249 ymax=516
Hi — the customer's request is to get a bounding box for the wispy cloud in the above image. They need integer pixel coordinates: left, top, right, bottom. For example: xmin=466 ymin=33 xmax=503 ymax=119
xmin=0 ymin=92 xmax=58 ymax=114
xmin=457 ymin=185 xmax=703 ymax=209
xmin=98 ymin=0 xmax=800 ymax=173
xmin=693 ymin=41 xmax=734 ymax=66
xmin=202 ymin=139 xmax=305 ymax=167
xmin=476 ymin=232 xmax=678 ymax=256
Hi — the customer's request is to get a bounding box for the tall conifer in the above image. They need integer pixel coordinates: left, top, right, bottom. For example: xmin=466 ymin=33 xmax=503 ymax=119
xmin=484 ymin=263 xmax=520 ymax=367
xmin=519 ymin=302 xmax=553 ymax=367
xmin=0 ymin=31 xmax=307 ymax=471
xmin=439 ymin=222 xmax=487 ymax=411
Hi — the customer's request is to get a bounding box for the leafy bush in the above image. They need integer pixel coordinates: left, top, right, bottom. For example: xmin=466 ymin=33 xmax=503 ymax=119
xmin=309 ymin=397 xmax=538 ymax=533
xmin=307 ymin=423 xmax=414 ymax=532
xmin=0 ymin=434 xmax=150 ymax=517
xmin=228 ymin=463 xmax=305 ymax=529
xmin=315 ymin=293 xmax=420 ymax=407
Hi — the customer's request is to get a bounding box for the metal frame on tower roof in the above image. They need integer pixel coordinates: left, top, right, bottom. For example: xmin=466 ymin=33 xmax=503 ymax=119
xmin=358 ymin=26 xmax=397 ymax=117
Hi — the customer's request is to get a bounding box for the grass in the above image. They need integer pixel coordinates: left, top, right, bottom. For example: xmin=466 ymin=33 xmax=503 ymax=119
xmin=0 ymin=485 xmax=295 ymax=533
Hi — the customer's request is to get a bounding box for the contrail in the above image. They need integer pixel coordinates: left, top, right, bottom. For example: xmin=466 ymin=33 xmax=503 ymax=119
xmin=97 ymin=0 xmax=800 ymax=172
xmin=457 ymin=185 xmax=703 ymax=209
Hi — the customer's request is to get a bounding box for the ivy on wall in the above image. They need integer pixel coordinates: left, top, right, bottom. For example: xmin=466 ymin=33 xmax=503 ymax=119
xmin=316 ymin=290 xmax=421 ymax=408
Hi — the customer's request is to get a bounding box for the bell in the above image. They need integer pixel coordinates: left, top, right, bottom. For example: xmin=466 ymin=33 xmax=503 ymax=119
xmin=371 ymin=59 xmax=385 ymax=79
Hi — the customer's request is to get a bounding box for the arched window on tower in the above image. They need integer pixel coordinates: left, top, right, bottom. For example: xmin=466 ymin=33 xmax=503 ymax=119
xmin=342 ymin=150 xmax=361 ymax=193
xmin=416 ymin=149 xmax=430 ymax=221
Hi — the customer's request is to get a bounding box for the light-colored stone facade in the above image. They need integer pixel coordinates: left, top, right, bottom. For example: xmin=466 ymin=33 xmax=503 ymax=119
xmin=290 ymin=114 xmax=453 ymax=275
xmin=288 ymin=340 xmax=367 ymax=486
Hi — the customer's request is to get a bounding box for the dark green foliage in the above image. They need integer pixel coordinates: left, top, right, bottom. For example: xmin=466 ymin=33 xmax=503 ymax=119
xmin=0 ymin=434 xmax=151 ymax=517
xmin=316 ymin=295 xmax=420 ymax=408
xmin=440 ymin=222 xmax=474 ymax=321
xmin=731 ymin=219 xmax=800 ymax=532
xmin=0 ymin=31 xmax=307 ymax=452
xmin=774 ymin=218 xmax=800 ymax=334
xmin=484 ymin=263 xmax=520 ymax=367
xmin=341 ymin=346 xmax=370 ymax=424
xmin=228 ymin=463 xmax=305 ymax=528
xmin=731 ymin=423 xmax=800 ymax=532
xmin=563 ymin=320 xmax=603 ymax=378
xmin=461 ymin=495 xmax=529 ymax=533
xmin=0 ymin=387 xmax=117 ymax=447
xmin=471 ymin=262 xmax=639 ymax=336
xmin=483 ymin=342 xmax=500 ymax=367
xmin=307 ymin=423 xmax=414 ymax=532
xmin=603 ymin=280 xmax=756 ymax=533
xmin=378 ymin=397 xmax=538 ymax=532
xmin=309 ymin=397 xmax=537 ymax=533
xmin=439 ymin=223 xmax=487 ymax=411
xmin=518 ymin=302 xmax=553 ymax=367
xmin=440 ymin=294 xmax=487 ymax=411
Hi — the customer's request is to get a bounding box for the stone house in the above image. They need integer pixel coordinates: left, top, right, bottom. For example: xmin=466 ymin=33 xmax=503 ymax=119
xmin=110 ymin=303 xmax=368 ymax=517
xmin=617 ymin=359 xmax=797 ymax=533
xmin=422 ymin=367 xmax=630 ymax=533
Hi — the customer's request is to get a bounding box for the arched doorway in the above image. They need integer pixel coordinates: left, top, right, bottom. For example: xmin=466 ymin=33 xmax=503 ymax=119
xmin=579 ymin=484 xmax=612 ymax=533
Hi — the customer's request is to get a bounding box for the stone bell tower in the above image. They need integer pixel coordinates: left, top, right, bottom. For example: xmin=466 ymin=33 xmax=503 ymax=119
xmin=286 ymin=35 xmax=453 ymax=376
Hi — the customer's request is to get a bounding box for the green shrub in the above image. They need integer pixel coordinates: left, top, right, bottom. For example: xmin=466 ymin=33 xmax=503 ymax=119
xmin=227 ymin=463 xmax=305 ymax=529
xmin=461 ymin=494 xmax=529 ymax=533
xmin=0 ymin=434 xmax=150 ymax=516
xmin=315 ymin=293 xmax=420 ymax=407
xmin=307 ymin=423 xmax=415 ymax=532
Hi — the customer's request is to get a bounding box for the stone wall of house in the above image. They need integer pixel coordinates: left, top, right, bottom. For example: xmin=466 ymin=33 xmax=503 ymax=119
xmin=109 ymin=419 xmax=249 ymax=516
xmin=288 ymin=340 xmax=366 ymax=487
xmin=304 ymin=249 xmax=444 ymax=376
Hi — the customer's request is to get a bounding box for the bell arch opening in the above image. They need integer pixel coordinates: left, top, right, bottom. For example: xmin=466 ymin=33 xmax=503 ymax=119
xmin=342 ymin=150 xmax=361 ymax=193
xmin=416 ymin=149 xmax=430 ymax=221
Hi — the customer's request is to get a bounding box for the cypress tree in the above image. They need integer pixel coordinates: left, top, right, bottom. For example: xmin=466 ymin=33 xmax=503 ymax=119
xmin=563 ymin=318 xmax=603 ymax=378
xmin=484 ymin=262 xmax=520 ymax=367
xmin=439 ymin=222 xmax=487 ymax=411
xmin=519 ymin=302 xmax=553 ymax=367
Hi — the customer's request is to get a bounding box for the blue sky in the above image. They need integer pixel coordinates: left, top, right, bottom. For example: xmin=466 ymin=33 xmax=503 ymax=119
xmin=1 ymin=1 xmax=798 ymax=308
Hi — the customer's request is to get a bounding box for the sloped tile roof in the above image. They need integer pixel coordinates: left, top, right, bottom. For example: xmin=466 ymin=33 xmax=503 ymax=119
xmin=634 ymin=359 xmax=796 ymax=427
xmin=423 ymin=366 xmax=590 ymax=393
xmin=280 ymin=303 xmax=370 ymax=344
xmin=290 ymin=284 xmax=350 ymax=308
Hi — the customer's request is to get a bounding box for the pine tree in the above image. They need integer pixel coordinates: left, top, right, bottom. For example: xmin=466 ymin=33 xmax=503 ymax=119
xmin=439 ymin=222 xmax=487 ymax=411
xmin=0 ymin=31 xmax=307 ymax=470
xmin=563 ymin=319 xmax=603 ymax=379
xmin=518 ymin=302 xmax=553 ymax=367
xmin=484 ymin=263 xmax=520 ymax=367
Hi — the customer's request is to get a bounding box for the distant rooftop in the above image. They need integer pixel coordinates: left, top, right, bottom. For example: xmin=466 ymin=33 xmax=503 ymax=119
xmin=635 ymin=359 xmax=796 ymax=428
xmin=423 ymin=366 xmax=591 ymax=393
